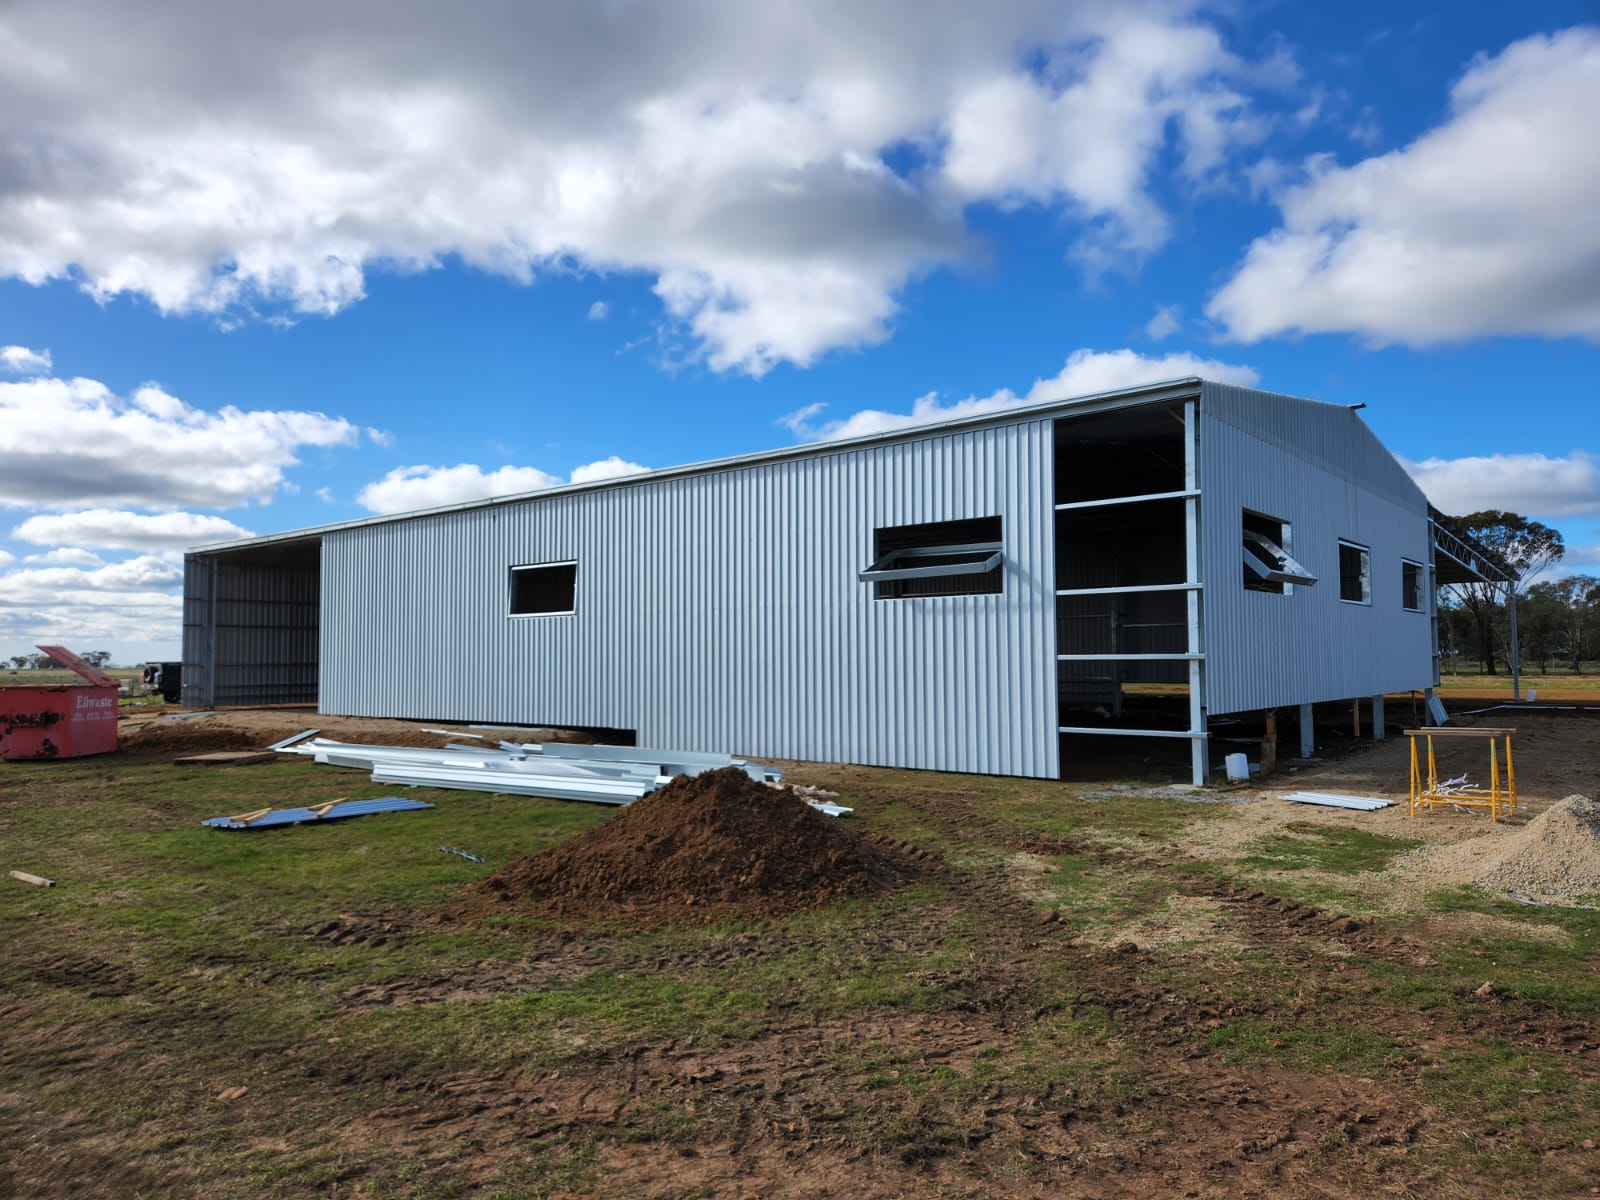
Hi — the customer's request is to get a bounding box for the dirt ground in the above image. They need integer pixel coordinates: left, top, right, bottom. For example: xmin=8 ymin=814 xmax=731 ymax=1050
xmin=2 ymin=711 xmax=1598 ymax=1198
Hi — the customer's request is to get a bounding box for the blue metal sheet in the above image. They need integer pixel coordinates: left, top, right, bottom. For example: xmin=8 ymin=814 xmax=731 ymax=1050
xmin=202 ymin=796 xmax=434 ymax=829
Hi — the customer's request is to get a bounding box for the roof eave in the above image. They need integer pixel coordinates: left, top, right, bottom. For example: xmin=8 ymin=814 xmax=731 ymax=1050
xmin=188 ymin=376 xmax=1205 ymax=555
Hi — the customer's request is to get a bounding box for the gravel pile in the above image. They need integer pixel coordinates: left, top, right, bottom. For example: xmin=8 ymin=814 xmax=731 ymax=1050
xmin=1417 ymin=794 xmax=1600 ymax=906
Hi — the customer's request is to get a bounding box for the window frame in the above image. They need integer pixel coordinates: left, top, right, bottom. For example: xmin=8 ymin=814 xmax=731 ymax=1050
xmin=1401 ymin=558 xmax=1425 ymax=613
xmin=1242 ymin=509 xmax=1317 ymax=595
xmin=508 ymin=560 xmax=578 ymax=617
xmin=860 ymin=516 xmax=1005 ymax=600
xmin=1338 ymin=540 xmax=1372 ymax=606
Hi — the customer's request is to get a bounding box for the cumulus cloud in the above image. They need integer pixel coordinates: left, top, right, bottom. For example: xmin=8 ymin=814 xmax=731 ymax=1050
xmin=1 ymin=345 xmax=50 ymax=374
xmin=0 ymin=1 xmax=1276 ymax=375
xmin=1209 ymin=28 xmax=1600 ymax=344
xmin=568 ymin=456 xmax=649 ymax=484
xmin=1404 ymin=451 xmax=1600 ymax=520
xmin=0 ymin=549 xmax=14 ymax=567
xmin=0 ymin=554 xmax=184 ymax=606
xmin=11 ymin=509 xmax=256 ymax=551
xmin=781 ymin=348 xmax=1258 ymax=441
xmin=587 ymin=301 xmax=609 ymax=321
xmin=22 ymin=547 xmax=103 ymax=566
xmin=357 ymin=455 xmax=653 ymax=514
xmin=0 ymin=372 xmax=358 ymax=509
xmin=0 ymin=555 xmax=184 ymax=651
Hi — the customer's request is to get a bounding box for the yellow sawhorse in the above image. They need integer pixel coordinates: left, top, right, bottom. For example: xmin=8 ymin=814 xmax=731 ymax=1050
xmin=1405 ymin=727 xmax=1517 ymax=822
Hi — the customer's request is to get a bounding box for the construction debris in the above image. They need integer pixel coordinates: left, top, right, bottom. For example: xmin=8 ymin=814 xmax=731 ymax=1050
xmin=174 ymin=751 xmax=279 ymax=767
xmin=1284 ymin=791 xmax=1394 ymax=811
xmin=203 ymin=796 xmax=435 ymax=830
xmin=274 ymin=736 xmax=805 ymax=809
xmin=440 ymin=845 xmax=485 ymax=863
xmin=9 ymin=869 xmax=55 ymax=887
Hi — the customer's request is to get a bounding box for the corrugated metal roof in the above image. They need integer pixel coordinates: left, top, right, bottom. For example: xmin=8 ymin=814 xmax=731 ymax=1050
xmin=187 ymin=377 xmax=1205 ymax=555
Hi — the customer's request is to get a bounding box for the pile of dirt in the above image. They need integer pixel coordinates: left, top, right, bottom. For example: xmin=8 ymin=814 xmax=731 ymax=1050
xmin=1414 ymin=794 xmax=1600 ymax=905
xmin=470 ymin=768 xmax=903 ymax=922
xmin=117 ymin=713 xmax=435 ymax=758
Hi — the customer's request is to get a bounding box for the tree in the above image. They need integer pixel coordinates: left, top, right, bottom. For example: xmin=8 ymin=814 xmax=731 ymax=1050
xmin=1529 ymin=574 xmax=1600 ymax=674
xmin=83 ymin=650 xmax=113 ymax=668
xmin=1448 ymin=511 xmax=1564 ymax=676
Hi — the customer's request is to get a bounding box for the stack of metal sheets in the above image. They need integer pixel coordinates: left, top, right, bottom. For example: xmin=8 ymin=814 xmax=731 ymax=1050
xmin=271 ymin=731 xmax=783 ymax=807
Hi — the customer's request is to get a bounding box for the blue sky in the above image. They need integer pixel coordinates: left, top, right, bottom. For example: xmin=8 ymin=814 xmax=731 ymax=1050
xmin=2 ymin=1 xmax=1597 ymax=662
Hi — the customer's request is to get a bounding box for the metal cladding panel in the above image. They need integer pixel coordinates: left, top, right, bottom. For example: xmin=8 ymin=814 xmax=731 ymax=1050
xmin=1202 ymin=383 xmax=1427 ymax=510
xmin=319 ymin=421 xmax=1058 ymax=777
xmin=181 ymin=554 xmax=214 ymax=706
xmin=1199 ymin=385 xmax=1433 ymax=715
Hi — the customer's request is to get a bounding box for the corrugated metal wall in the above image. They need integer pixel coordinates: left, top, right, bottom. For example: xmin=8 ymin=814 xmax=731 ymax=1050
xmin=1199 ymin=383 xmax=1434 ymax=714
xmin=319 ymin=421 xmax=1059 ymax=777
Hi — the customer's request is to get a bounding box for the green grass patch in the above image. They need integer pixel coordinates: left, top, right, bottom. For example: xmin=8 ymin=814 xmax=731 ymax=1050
xmin=1240 ymin=822 xmax=1422 ymax=875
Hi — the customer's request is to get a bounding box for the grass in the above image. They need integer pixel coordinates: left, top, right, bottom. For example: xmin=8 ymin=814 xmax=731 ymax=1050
xmin=4 ymin=742 xmax=1600 ymax=1197
xmin=1240 ymin=822 xmax=1423 ymax=876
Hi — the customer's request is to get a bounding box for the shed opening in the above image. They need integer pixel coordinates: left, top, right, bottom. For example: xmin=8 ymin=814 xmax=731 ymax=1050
xmin=1339 ymin=541 xmax=1371 ymax=605
xmin=860 ymin=516 xmax=1003 ymax=599
xmin=182 ymin=536 xmax=321 ymax=708
xmin=511 ymin=562 xmax=578 ymax=615
xmin=1402 ymin=559 xmax=1424 ymax=612
xmin=1242 ymin=510 xmax=1315 ymax=594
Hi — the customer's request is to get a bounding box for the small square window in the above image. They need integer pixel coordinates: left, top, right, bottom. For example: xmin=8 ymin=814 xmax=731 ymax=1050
xmin=510 ymin=562 xmax=576 ymax=615
xmin=1402 ymin=560 xmax=1424 ymax=612
xmin=1338 ymin=541 xmax=1371 ymax=605
xmin=860 ymin=516 xmax=1003 ymax=600
xmin=1242 ymin=510 xmax=1317 ymax=595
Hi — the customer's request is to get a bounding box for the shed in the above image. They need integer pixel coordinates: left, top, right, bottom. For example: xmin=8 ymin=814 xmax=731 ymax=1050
xmin=181 ymin=378 xmax=1495 ymax=784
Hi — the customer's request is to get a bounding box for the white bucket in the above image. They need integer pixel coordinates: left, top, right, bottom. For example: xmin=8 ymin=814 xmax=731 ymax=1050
xmin=1225 ymin=752 xmax=1250 ymax=782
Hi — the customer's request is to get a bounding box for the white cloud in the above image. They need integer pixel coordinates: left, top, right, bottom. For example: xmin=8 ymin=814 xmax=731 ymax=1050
xmin=356 ymin=455 xmax=653 ymax=514
xmin=1 ymin=345 xmax=50 ymax=374
xmin=1210 ymin=28 xmax=1600 ymax=344
xmin=22 ymin=547 xmax=102 ymax=566
xmin=11 ymin=509 xmax=255 ymax=550
xmin=0 ymin=549 xmax=13 ymax=566
xmin=316 ymin=487 xmax=335 ymax=504
xmin=1404 ymin=451 xmax=1600 ymax=519
xmin=940 ymin=15 xmax=1261 ymax=267
xmin=781 ymin=348 xmax=1258 ymax=441
xmin=0 ymin=554 xmax=184 ymax=596
xmin=0 ymin=554 xmax=184 ymax=653
xmin=587 ymin=301 xmax=609 ymax=321
xmin=0 ymin=373 xmax=358 ymax=509
xmin=1145 ymin=304 xmax=1182 ymax=339
xmin=357 ymin=464 xmax=562 ymax=514
xmin=0 ymin=2 xmax=1277 ymax=375
xmin=568 ymin=456 xmax=649 ymax=484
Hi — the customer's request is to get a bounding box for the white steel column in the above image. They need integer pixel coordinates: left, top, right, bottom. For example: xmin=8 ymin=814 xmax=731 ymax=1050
xmin=1299 ymin=702 xmax=1314 ymax=758
xmin=1184 ymin=398 xmax=1207 ymax=785
xmin=1371 ymin=695 xmax=1385 ymax=740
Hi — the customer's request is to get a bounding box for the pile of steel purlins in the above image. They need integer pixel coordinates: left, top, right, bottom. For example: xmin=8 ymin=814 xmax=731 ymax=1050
xmin=270 ymin=731 xmax=783 ymax=806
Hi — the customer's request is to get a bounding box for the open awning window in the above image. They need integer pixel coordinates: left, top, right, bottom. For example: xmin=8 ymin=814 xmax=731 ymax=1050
xmin=860 ymin=516 xmax=1004 ymax=599
xmin=1242 ymin=520 xmax=1317 ymax=589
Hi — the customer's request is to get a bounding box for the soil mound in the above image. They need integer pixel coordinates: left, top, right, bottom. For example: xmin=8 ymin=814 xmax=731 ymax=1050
xmin=470 ymin=768 xmax=902 ymax=921
xmin=117 ymin=713 xmax=437 ymax=758
xmin=1408 ymin=793 xmax=1600 ymax=906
